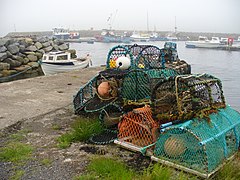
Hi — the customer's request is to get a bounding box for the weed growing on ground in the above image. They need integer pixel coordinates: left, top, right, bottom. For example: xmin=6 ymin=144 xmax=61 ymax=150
xmin=51 ymin=124 xmax=62 ymax=130
xmin=9 ymin=170 xmax=25 ymax=180
xmin=76 ymin=156 xmax=135 ymax=180
xmin=40 ymin=158 xmax=52 ymax=166
xmin=76 ymin=156 xmax=200 ymax=180
xmin=57 ymin=117 xmax=103 ymax=148
xmin=213 ymin=154 xmax=240 ymax=180
xmin=140 ymin=163 xmax=172 ymax=180
xmin=0 ymin=142 xmax=33 ymax=163
xmin=9 ymin=129 xmax=31 ymax=141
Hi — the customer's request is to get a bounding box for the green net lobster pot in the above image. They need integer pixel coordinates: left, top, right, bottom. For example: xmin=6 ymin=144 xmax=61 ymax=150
xmin=121 ymin=69 xmax=180 ymax=104
xmin=153 ymin=105 xmax=240 ymax=175
xmin=152 ymin=74 xmax=226 ymax=124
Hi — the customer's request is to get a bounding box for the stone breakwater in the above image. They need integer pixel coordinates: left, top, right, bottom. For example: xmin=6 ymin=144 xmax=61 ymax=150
xmin=0 ymin=37 xmax=74 ymax=83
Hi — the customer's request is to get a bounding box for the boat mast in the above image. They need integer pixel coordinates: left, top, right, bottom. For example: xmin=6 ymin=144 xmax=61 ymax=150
xmin=174 ymin=16 xmax=177 ymax=35
xmin=147 ymin=11 xmax=149 ymax=33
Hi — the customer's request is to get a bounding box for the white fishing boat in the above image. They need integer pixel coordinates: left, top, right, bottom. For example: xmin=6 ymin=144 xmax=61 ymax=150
xmin=40 ymin=51 xmax=91 ymax=75
xmin=130 ymin=32 xmax=150 ymax=42
xmin=185 ymin=36 xmax=222 ymax=48
xmin=52 ymin=27 xmax=70 ymax=39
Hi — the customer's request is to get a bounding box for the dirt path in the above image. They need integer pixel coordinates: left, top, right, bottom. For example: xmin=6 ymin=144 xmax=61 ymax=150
xmin=0 ymin=67 xmax=103 ymax=130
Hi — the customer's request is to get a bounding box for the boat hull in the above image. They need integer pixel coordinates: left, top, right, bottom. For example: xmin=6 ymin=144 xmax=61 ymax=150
xmin=41 ymin=59 xmax=90 ymax=75
xmin=185 ymin=41 xmax=221 ymax=48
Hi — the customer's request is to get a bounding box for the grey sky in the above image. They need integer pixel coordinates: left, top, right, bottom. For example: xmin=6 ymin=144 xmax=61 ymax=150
xmin=0 ymin=0 xmax=240 ymax=37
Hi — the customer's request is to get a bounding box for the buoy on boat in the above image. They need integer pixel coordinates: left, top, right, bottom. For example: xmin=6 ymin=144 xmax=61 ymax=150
xmin=116 ymin=56 xmax=131 ymax=69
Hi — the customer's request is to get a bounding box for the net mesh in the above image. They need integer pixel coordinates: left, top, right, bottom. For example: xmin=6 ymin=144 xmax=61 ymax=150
xmin=154 ymin=105 xmax=240 ymax=173
xmin=118 ymin=106 xmax=159 ymax=147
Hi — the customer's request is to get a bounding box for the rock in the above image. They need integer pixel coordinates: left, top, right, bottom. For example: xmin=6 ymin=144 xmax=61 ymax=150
xmin=6 ymin=51 xmax=13 ymax=58
xmin=12 ymin=55 xmax=25 ymax=64
xmin=37 ymin=49 xmax=45 ymax=54
xmin=0 ymin=62 xmax=10 ymax=71
xmin=3 ymin=58 xmax=22 ymax=67
xmin=37 ymin=37 xmax=48 ymax=43
xmin=19 ymin=39 xmax=28 ymax=47
xmin=67 ymin=49 xmax=76 ymax=55
xmin=0 ymin=52 xmax=8 ymax=61
xmin=24 ymin=51 xmax=36 ymax=55
xmin=54 ymin=39 xmax=64 ymax=45
xmin=7 ymin=44 xmax=19 ymax=54
xmin=23 ymin=58 xmax=30 ymax=64
xmin=19 ymin=45 xmax=26 ymax=52
xmin=25 ymin=38 xmax=33 ymax=46
xmin=0 ymin=46 xmax=7 ymax=53
xmin=52 ymin=44 xmax=59 ymax=51
xmin=13 ymin=65 xmax=31 ymax=72
xmin=26 ymin=45 xmax=37 ymax=51
xmin=34 ymin=42 xmax=43 ymax=49
xmin=1 ymin=69 xmax=18 ymax=76
xmin=35 ymin=52 xmax=43 ymax=59
xmin=17 ymin=53 xmax=26 ymax=58
xmin=28 ymin=61 xmax=39 ymax=68
xmin=59 ymin=43 xmax=69 ymax=51
xmin=27 ymin=54 xmax=38 ymax=62
xmin=44 ymin=46 xmax=53 ymax=52
xmin=42 ymin=42 xmax=50 ymax=48
xmin=0 ymin=39 xmax=10 ymax=46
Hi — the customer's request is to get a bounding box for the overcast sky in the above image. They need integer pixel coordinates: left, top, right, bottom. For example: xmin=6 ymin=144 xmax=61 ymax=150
xmin=0 ymin=0 xmax=240 ymax=37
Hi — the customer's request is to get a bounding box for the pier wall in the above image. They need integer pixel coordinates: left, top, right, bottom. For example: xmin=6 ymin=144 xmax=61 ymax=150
xmin=0 ymin=37 xmax=73 ymax=83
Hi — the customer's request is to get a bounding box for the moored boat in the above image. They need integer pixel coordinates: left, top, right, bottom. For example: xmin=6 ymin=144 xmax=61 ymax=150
xmin=52 ymin=27 xmax=70 ymax=40
xmin=130 ymin=32 xmax=150 ymax=42
xmin=185 ymin=36 xmax=222 ymax=48
xmin=40 ymin=51 xmax=91 ymax=75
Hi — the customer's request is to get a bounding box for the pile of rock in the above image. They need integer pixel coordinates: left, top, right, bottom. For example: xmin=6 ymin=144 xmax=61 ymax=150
xmin=0 ymin=37 xmax=70 ymax=82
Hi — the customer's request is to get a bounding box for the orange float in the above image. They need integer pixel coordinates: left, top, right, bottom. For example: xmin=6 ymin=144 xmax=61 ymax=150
xmin=164 ymin=137 xmax=186 ymax=157
xmin=97 ymin=81 xmax=111 ymax=98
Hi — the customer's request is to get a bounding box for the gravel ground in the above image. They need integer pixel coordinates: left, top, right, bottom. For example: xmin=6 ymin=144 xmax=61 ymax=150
xmin=0 ymin=105 xmax=151 ymax=180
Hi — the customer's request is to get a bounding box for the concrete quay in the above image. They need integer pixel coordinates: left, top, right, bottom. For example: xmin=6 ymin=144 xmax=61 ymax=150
xmin=0 ymin=67 xmax=103 ymax=130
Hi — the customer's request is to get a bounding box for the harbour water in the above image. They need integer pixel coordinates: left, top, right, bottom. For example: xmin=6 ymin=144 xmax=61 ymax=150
xmin=70 ymin=41 xmax=240 ymax=111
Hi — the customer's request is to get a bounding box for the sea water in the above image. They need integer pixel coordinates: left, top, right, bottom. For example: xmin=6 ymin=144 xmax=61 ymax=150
xmin=70 ymin=41 xmax=240 ymax=111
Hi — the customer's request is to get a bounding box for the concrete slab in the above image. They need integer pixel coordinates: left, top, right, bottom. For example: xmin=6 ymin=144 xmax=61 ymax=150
xmin=0 ymin=67 xmax=103 ymax=130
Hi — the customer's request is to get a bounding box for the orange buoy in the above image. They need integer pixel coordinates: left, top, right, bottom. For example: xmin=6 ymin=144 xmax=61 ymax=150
xmin=164 ymin=137 xmax=186 ymax=157
xmin=97 ymin=82 xmax=111 ymax=98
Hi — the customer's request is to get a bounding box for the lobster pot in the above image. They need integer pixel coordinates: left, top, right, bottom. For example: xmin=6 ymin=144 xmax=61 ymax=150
xmin=153 ymin=105 xmax=240 ymax=174
xmin=73 ymin=75 xmax=97 ymax=114
xmin=152 ymin=74 xmax=226 ymax=123
xmin=121 ymin=69 xmax=179 ymax=103
xmin=118 ymin=106 xmax=159 ymax=147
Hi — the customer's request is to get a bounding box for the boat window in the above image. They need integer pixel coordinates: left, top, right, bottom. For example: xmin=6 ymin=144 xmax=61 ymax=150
xmin=43 ymin=56 xmax=47 ymax=60
xmin=57 ymin=55 xmax=68 ymax=60
xmin=49 ymin=56 xmax=54 ymax=60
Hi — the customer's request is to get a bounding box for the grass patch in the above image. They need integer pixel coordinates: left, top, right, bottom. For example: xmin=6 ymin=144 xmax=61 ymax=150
xmin=9 ymin=170 xmax=25 ymax=180
xmin=52 ymin=124 xmax=62 ymax=130
xmin=76 ymin=157 xmax=198 ymax=180
xmin=76 ymin=157 xmax=135 ymax=180
xmin=141 ymin=163 xmax=172 ymax=180
xmin=57 ymin=117 xmax=103 ymax=148
xmin=9 ymin=129 xmax=31 ymax=141
xmin=0 ymin=142 xmax=33 ymax=163
xmin=40 ymin=158 xmax=52 ymax=166
xmin=214 ymin=160 xmax=240 ymax=180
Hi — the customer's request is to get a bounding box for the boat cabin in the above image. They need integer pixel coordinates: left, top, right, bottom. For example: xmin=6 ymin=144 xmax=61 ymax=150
xmin=198 ymin=36 xmax=208 ymax=41
xmin=42 ymin=51 xmax=71 ymax=62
